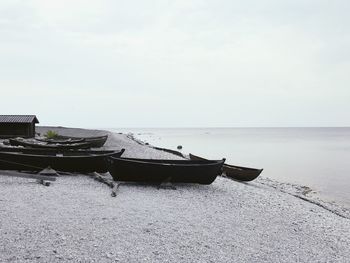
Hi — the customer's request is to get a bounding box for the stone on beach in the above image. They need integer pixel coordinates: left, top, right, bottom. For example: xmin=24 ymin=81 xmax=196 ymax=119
xmin=0 ymin=126 xmax=349 ymax=263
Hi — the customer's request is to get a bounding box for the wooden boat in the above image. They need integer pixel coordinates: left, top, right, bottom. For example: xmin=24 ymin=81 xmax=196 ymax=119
xmin=9 ymin=138 xmax=92 ymax=150
xmin=0 ymin=149 xmax=125 ymax=173
xmin=152 ymin=146 xmax=184 ymax=157
xmin=55 ymin=135 xmax=108 ymax=148
xmin=0 ymin=146 xmax=117 ymax=155
xmin=189 ymin=154 xmax=263 ymax=182
xmin=79 ymin=135 xmax=108 ymax=148
xmin=106 ymin=157 xmax=225 ymax=184
xmin=35 ymin=138 xmax=85 ymax=144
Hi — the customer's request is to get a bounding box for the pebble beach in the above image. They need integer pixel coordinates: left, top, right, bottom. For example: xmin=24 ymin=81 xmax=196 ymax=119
xmin=0 ymin=127 xmax=349 ymax=262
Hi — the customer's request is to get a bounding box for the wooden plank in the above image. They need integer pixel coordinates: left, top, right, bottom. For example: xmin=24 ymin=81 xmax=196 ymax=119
xmin=111 ymin=183 xmax=120 ymax=197
xmin=91 ymin=172 xmax=115 ymax=188
xmin=89 ymin=172 xmax=119 ymax=197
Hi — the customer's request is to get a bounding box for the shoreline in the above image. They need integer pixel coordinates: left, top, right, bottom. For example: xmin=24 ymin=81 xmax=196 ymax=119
xmin=122 ymin=129 xmax=350 ymax=219
xmin=0 ymin=126 xmax=349 ymax=262
xmin=12 ymin=125 xmax=350 ymax=217
xmin=122 ymin=127 xmax=350 ymax=209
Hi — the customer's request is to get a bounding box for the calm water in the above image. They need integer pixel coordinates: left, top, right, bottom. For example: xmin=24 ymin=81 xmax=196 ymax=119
xmin=110 ymin=127 xmax=350 ymax=208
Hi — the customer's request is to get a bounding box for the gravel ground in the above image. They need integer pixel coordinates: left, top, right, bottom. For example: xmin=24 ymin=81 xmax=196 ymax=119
xmin=0 ymin=127 xmax=349 ymax=263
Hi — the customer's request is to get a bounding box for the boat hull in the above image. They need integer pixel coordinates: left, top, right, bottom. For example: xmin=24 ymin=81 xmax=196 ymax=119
xmin=0 ymin=149 xmax=125 ymax=173
xmin=0 ymin=147 xmax=114 ymax=155
xmin=84 ymin=135 xmax=108 ymax=148
xmin=106 ymin=157 xmax=225 ymax=184
xmin=9 ymin=138 xmax=92 ymax=150
xmin=223 ymin=164 xmax=263 ymax=181
xmin=56 ymin=135 xmax=108 ymax=148
xmin=35 ymin=138 xmax=85 ymax=144
xmin=189 ymin=153 xmax=262 ymax=182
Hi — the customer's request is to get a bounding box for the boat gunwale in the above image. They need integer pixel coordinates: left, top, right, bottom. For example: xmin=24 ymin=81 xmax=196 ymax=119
xmin=57 ymin=135 xmax=108 ymax=140
xmin=35 ymin=138 xmax=85 ymax=144
xmin=9 ymin=138 xmax=93 ymax=149
xmin=189 ymin=153 xmax=262 ymax=171
xmin=0 ymin=149 xmax=124 ymax=159
xmin=224 ymin=163 xmax=263 ymax=172
xmin=108 ymin=156 xmax=225 ymax=167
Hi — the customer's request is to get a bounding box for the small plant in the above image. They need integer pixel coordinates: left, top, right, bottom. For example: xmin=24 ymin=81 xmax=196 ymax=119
xmin=45 ymin=130 xmax=59 ymax=139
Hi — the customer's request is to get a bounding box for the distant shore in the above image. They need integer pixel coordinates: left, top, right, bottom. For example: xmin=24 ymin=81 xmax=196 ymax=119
xmin=0 ymin=126 xmax=349 ymax=262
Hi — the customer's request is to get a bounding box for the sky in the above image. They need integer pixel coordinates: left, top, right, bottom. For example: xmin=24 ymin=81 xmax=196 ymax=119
xmin=0 ymin=0 xmax=349 ymax=128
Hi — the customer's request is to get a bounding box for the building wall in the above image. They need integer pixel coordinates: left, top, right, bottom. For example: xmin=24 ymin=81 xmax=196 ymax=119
xmin=0 ymin=123 xmax=35 ymax=138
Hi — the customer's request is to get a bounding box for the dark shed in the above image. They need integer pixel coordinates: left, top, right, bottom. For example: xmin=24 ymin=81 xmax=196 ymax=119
xmin=0 ymin=115 xmax=39 ymax=138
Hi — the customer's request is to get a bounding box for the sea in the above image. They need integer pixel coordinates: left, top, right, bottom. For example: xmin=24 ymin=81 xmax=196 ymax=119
xmin=109 ymin=127 xmax=350 ymax=208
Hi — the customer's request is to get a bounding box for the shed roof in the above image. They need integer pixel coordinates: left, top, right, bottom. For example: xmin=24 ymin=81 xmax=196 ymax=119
xmin=0 ymin=115 xmax=39 ymax=124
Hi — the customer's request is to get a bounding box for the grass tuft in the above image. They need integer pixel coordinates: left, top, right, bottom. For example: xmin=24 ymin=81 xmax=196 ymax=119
xmin=45 ymin=130 xmax=59 ymax=139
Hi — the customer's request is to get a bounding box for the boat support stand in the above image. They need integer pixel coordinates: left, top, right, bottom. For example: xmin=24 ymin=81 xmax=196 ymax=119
xmin=90 ymin=172 xmax=120 ymax=197
xmin=158 ymin=177 xmax=176 ymax=190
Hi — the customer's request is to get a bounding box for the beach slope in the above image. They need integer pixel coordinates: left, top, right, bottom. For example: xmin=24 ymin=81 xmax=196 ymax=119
xmin=0 ymin=127 xmax=349 ymax=262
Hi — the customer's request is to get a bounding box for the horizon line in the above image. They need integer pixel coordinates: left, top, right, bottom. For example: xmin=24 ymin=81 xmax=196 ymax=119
xmin=38 ymin=125 xmax=350 ymax=129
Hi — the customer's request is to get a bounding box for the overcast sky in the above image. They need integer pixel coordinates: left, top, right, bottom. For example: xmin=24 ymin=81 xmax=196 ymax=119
xmin=0 ymin=0 xmax=349 ymax=128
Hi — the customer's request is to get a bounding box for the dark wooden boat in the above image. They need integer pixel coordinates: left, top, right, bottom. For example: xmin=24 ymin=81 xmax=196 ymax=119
xmin=189 ymin=154 xmax=263 ymax=182
xmin=0 ymin=149 xmax=125 ymax=173
xmin=80 ymin=135 xmax=108 ymax=148
xmin=9 ymin=138 xmax=92 ymax=150
xmin=35 ymin=138 xmax=85 ymax=144
xmin=152 ymin=146 xmax=184 ymax=157
xmin=55 ymin=135 xmax=108 ymax=148
xmin=0 ymin=146 xmax=116 ymax=155
xmin=106 ymin=157 xmax=225 ymax=184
